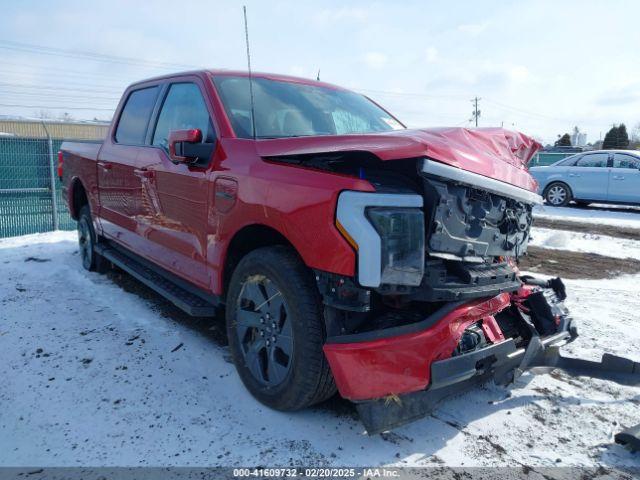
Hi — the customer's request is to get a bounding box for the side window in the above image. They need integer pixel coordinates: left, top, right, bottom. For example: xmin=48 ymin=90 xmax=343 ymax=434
xmin=558 ymin=154 xmax=579 ymax=166
xmin=152 ymin=83 xmax=214 ymax=150
xmin=575 ymin=153 xmax=608 ymax=168
xmin=613 ymin=154 xmax=640 ymax=169
xmin=115 ymin=87 xmax=159 ymax=144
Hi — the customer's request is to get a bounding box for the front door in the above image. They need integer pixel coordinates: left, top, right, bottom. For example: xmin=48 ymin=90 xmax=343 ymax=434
xmin=136 ymin=81 xmax=216 ymax=289
xmin=567 ymin=152 xmax=611 ymax=201
xmin=608 ymin=153 xmax=640 ymax=203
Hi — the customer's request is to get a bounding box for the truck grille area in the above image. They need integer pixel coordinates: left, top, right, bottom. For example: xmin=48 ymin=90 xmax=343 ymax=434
xmin=407 ymin=259 xmax=520 ymax=302
xmin=422 ymin=175 xmax=533 ymax=261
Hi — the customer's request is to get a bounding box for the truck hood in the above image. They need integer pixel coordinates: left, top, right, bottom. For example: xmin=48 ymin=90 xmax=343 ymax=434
xmin=256 ymin=127 xmax=541 ymax=192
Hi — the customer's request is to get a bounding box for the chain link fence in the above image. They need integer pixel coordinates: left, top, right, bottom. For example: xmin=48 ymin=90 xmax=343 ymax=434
xmin=0 ymin=120 xmax=108 ymax=239
xmin=0 ymin=136 xmax=73 ymax=238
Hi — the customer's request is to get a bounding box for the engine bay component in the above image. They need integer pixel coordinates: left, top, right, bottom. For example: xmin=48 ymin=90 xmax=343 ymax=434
xmin=407 ymin=258 xmax=520 ymax=302
xmin=422 ymin=174 xmax=533 ymax=261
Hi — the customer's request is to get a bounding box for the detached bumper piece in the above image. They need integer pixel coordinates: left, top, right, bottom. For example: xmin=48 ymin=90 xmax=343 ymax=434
xmin=357 ymin=339 xmax=640 ymax=435
xmin=616 ymin=424 xmax=640 ymax=452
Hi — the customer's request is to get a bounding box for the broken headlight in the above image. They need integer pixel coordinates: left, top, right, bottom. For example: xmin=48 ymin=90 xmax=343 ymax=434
xmin=366 ymin=207 xmax=425 ymax=286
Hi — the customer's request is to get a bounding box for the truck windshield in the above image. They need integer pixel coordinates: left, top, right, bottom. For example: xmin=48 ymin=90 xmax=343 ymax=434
xmin=212 ymin=75 xmax=404 ymax=139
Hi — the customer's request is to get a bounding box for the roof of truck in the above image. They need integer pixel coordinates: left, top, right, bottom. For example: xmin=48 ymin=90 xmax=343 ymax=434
xmin=129 ymin=69 xmax=347 ymax=91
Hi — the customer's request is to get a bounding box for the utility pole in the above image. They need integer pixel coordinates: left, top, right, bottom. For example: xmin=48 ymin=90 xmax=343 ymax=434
xmin=470 ymin=97 xmax=481 ymax=127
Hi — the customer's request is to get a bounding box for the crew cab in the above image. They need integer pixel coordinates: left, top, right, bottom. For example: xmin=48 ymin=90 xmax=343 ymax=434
xmin=60 ymin=70 xmax=577 ymax=432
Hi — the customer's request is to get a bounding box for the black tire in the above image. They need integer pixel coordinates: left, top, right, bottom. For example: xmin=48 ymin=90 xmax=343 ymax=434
xmin=77 ymin=205 xmax=108 ymax=273
xmin=544 ymin=182 xmax=572 ymax=207
xmin=226 ymin=246 xmax=336 ymax=411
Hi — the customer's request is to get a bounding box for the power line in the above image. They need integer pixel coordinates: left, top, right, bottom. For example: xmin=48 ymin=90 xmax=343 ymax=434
xmin=0 ymin=39 xmax=200 ymax=70
xmin=0 ymin=90 xmax=120 ymax=102
xmin=0 ymin=82 xmax=123 ymax=96
xmin=0 ymin=102 xmax=114 ymax=111
xmin=359 ymin=88 xmax=469 ymax=100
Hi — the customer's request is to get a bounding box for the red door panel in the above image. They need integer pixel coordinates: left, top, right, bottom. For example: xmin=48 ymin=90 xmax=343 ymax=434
xmin=135 ymin=147 xmax=210 ymax=288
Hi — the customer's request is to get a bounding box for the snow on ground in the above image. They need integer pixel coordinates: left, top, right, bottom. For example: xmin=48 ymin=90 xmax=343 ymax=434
xmin=1 ymin=231 xmax=639 ymax=468
xmin=530 ymin=227 xmax=640 ymax=260
xmin=533 ymin=204 xmax=640 ymax=228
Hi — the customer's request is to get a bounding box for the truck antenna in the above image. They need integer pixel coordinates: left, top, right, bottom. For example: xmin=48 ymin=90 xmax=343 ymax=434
xmin=243 ymin=5 xmax=257 ymax=139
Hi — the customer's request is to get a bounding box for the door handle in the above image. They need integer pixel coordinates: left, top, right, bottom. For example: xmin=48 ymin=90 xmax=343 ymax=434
xmin=612 ymin=175 xmax=625 ymax=180
xmin=134 ymin=168 xmax=154 ymax=179
xmin=568 ymin=173 xmax=580 ymax=177
xmin=97 ymin=161 xmax=113 ymax=170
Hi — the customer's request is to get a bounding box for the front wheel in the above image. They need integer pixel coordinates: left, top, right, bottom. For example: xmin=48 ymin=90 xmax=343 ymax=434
xmin=544 ymin=182 xmax=572 ymax=207
xmin=226 ymin=246 xmax=336 ymax=411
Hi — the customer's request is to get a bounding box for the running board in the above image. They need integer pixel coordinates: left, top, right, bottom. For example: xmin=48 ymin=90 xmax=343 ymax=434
xmin=95 ymin=243 xmax=218 ymax=317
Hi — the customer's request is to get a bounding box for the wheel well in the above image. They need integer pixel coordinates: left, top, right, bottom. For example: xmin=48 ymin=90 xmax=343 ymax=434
xmin=223 ymin=224 xmax=299 ymax=295
xmin=71 ymin=179 xmax=88 ymax=220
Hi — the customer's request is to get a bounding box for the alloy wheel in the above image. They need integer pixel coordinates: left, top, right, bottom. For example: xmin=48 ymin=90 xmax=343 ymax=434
xmin=235 ymin=276 xmax=293 ymax=387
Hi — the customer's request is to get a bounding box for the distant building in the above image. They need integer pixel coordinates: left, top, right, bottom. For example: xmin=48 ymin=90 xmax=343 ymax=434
xmin=0 ymin=119 xmax=109 ymax=140
xmin=571 ymin=131 xmax=587 ymax=147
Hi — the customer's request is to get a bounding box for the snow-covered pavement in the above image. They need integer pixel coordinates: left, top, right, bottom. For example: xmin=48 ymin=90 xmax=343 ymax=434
xmin=534 ymin=204 xmax=640 ymax=229
xmin=1 ymin=231 xmax=639 ymax=468
xmin=530 ymin=227 xmax=640 ymax=260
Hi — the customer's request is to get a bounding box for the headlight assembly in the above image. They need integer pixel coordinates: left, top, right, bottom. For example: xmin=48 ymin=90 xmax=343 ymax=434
xmin=366 ymin=207 xmax=424 ymax=286
xmin=336 ymin=191 xmax=424 ymax=288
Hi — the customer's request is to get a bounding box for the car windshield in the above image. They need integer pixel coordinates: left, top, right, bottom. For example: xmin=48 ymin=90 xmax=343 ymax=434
xmin=211 ymin=75 xmax=404 ymax=139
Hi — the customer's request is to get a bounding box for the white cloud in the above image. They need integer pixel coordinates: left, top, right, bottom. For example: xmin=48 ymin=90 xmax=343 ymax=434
xmin=425 ymin=47 xmax=438 ymax=63
xmin=288 ymin=65 xmax=306 ymax=77
xmin=313 ymin=7 xmax=368 ymax=26
xmin=363 ymin=52 xmax=388 ymax=69
xmin=457 ymin=22 xmax=488 ymax=35
xmin=509 ymin=65 xmax=529 ymax=82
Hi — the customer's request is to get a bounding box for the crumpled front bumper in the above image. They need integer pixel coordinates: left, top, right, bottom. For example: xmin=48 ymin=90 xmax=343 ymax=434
xmin=322 ymin=293 xmax=513 ymax=401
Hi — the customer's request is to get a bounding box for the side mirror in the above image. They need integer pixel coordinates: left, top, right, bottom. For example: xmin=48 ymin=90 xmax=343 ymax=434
xmin=168 ymin=129 xmax=202 ymax=163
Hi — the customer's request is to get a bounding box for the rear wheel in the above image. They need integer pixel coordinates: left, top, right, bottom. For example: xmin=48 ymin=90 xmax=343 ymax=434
xmin=78 ymin=205 xmax=108 ymax=273
xmin=226 ymin=246 xmax=336 ymax=411
xmin=544 ymin=182 xmax=572 ymax=207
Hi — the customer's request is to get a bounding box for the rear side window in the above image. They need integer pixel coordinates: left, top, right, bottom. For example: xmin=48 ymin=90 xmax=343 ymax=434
xmin=613 ymin=154 xmax=640 ymax=169
xmin=152 ymin=83 xmax=214 ymax=150
xmin=115 ymin=87 xmax=159 ymax=144
xmin=575 ymin=153 xmax=608 ymax=168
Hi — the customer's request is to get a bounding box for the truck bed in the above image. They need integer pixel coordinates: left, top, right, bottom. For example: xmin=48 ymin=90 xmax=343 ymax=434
xmin=60 ymin=140 xmax=102 ymax=162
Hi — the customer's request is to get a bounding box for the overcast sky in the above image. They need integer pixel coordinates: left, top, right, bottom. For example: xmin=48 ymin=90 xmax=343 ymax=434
xmin=1 ymin=0 xmax=638 ymax=144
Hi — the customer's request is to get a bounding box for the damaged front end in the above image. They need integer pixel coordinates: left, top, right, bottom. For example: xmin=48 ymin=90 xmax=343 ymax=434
xmin=315 ymin=155 xmax=640 ymax=434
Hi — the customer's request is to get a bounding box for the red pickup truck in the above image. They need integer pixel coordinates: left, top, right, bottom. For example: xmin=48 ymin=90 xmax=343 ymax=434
xmin=60 ymin=69 xmax=615 ymax=434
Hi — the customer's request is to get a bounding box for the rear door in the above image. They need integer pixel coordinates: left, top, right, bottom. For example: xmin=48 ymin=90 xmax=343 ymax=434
xmin=135 ymin=80 xmax=216 ymax=289
xmin=566 ymin=152 xmax=611 ymax=201
xmin=608 ymin=153 xmax=640 ymax=203
xmin=97 ymin=85 xmax=160 ymax=249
